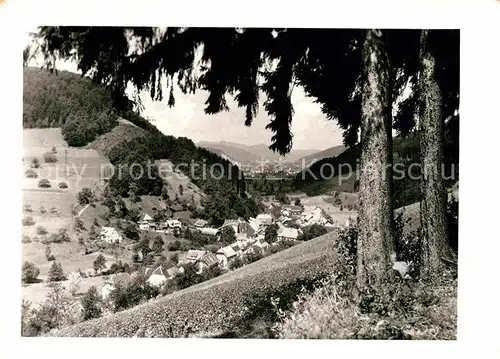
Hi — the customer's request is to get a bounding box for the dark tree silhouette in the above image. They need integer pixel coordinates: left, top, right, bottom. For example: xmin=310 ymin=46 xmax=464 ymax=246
xmin=29 ymin=27 xmax=459 ymax=285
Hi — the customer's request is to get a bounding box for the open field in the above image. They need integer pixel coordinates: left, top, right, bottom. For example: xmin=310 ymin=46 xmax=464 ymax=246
xmin=22 ymin=242 xmax=117 ymax=278
xmin=299 ymin=194 xmax=358 ymax=225
xmin=22 ymin=276 xmax=107 ymax=307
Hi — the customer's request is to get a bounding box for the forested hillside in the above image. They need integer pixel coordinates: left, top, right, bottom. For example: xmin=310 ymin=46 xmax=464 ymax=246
xmin=294 ymin=116 xmax=459 ymax=208
xmin=23 ymin=67 xmax=256 ymax=225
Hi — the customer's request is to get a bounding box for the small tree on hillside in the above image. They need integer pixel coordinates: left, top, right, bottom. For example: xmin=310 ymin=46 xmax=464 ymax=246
xmin=220 ymin=226 xmax=236 ymax=245
xmin=22 ymin=261 xmax=40 ymax=284
xmin=81 ymin=286 xmax=102 ymax=320
xmin=38 ymin=179 xmax=51 ymax=188
xmin=67 ymin=271 xmax=82 ymax=296
xmin=58 ymin=181 xmax=68 ymax=189
xmin=25 ymin=169 xmax=38 ymax=178
xmin=48 ymin=262 xmax=66 ymax=282
xmin=152 ymin=236 xmax=165 ymax=254
xmin=294 ymin=198 xmax=302 ymax=207
xmin=77 ymin=188 xmax=94 ymax=205
xmin=31 ymin=158 xmax=40 ymax=169
xmin=93 ymin=254 xmax=106 ymax=274
xmin=45 ymin=245 xmax=55 ymax=261
xmin=43 ymin=152 xmax=57 ymax=163
xmin=178 ymin=184 xmax=184 ymax=196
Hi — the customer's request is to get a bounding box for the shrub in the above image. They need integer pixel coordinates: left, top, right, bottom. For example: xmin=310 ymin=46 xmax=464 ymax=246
xmin=81 ymin=286 xmax=102 ymax=320
xmin=93 ymin=254 xmax=107 ymax=274
xmin=25 ymin=169 xmax=38 ymax=178
xmin=48 ymin=229 xmax=71 ymax=243
xmin=77 ymin=188 xmax=94 ymax=205
xmin=123 ymin=223 xmax=139 ymax=241
xmin=22 ymin=216 xmax=35 ymax=226
xmin=167 ymin=240 xmax=181 ymax=251
xmin=31 ymin=158 xmax=41 ymax=168
xmin=298 ymin=224 xmax=328 ymax=241
xmin=229 ymin=257 xmax=245 ymax=270
xmin=45 ymin=245 xmax=55 ymax=261
xmin=40 ymin=206 xmax=47 ymax=215
xmin=58 ymin=181 xmax=68 ymax=189
xmin=74 ymin=217 xmax=85 ymax=232
xmin=51 ymin=146 xmax=58 ymax=153
xmin=37 ymin=226 xmax=48 ymax=235
xmin=23 ymin=284 xmax=82 ymax=336
xmin=23 ymin=204 xmax=33 ymax=213
xmin=273 ymin=223 xmax=457 ymax=340
xmin=43 ymin=151 xmax=57 ymax=163
xmin=22 ymin=235 xmax=32 ymax=244
xmin=22 ymin=261 xmax=40 ymax=284
xmin=38 ymin=179 xmax=51 ymax=188
xmin=48 ymin=262 xmax=66 ymax=282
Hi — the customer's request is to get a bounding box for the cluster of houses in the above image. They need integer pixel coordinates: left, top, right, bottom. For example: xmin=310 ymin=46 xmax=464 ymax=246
xmin=96 ymin=200 xmax=357 ymax=298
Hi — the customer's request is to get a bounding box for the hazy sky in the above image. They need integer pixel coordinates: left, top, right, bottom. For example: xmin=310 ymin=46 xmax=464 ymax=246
xmin=26 ymin=31 xmax=344 ymax=151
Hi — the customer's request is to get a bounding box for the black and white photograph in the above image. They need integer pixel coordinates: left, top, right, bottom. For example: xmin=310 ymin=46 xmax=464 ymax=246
xmin=2 ymin=0 xmax=500 ymax=355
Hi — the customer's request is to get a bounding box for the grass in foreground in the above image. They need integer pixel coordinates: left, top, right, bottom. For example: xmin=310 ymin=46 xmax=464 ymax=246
xmin=272 ymin=273 xmax=457 ymax=339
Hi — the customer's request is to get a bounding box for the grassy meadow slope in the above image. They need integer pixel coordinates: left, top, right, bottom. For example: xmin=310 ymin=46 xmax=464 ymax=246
xmin=52 ymin=230 xmax=340 ymax=337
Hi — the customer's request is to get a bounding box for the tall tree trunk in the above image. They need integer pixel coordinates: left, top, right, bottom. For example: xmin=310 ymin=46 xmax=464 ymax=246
xmin=357 ymin=30 xmax=395 ymax=290
xmin=418 ymin=30 xmax=456 ymax=279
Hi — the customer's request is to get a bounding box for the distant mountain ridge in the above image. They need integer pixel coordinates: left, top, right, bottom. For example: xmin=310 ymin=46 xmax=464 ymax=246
xmin=197 ymin=140 xmax=322 ymax=164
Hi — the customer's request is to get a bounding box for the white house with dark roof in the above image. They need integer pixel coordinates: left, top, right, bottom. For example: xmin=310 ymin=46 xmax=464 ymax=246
xmin=99 ymin=227 xmax=123 ymax=244
xmin=277 ymin=227 xmax=299 ymax=242
xmin=147 ymin=266 xmax=168 ymax=288
xmin=138 ymin=213 xmax=154 ymax=230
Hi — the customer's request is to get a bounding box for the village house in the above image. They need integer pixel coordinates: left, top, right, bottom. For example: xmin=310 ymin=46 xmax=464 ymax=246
xmin=216 ymin=245 xmax=237 ymax=269
xmin=277 ymin=227 xmax=300 ymax=242
xmin=300 ymin=206 xmax=332 ymax=227
xmin=231 ymin=243 xmax=244 ymax=257
xmin=256 ymin=213 xmax=274 ymax=227
xmin=138 ymin=213 xmax=154 ymax=230
xmin=194 ymin=219 xmax=208 ymax=228
xmin=195 ymin=252 xmax=219 ymax=273
xmin=166 ymin=219 xmax=182 ymax=228
xmin=281 ymin=205 xmax=303 ymax=217
xmin=146 ymin=266 xmax=168 ymax=288
xmin=185 ymin=249 xmax=206 ymax=264
xmin=99 ymin=227 xmax=123 ymax=244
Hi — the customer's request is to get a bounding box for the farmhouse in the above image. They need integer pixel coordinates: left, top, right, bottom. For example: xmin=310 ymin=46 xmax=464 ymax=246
xmin=147 ymin=266 xmax=168 ymax=288
xmin=194 ymin=219 xmax=208 ymax=228
xmin=196 ymin=252 xmax=219 ymax=273
xmin=256 ymin=213 xmax=273 ymax=227
xmin=99 ymin=227 xmax=123 ymax=244
xmin=216 ymin=245 xmax=237 ymax=269
xmin=300 ymin=206 xmax=332 ymax=227
xmin=281 ymin=205 xmax=303 ymax=217
xmin=138 ymin=213 xmax=154 ymax=230
xmin=277 ymin=227 xmax=299 ymax=242
xmin=186 ymin=249 xmax=206 ymax=264
xmin=166 ymin=219 xmax=182 ymax=229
